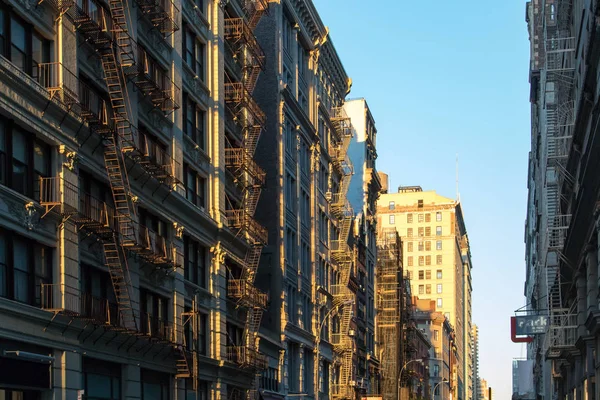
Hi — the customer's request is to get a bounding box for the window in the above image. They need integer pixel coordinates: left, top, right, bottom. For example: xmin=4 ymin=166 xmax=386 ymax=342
xmin=183 ymin=25 xmax=205 ymax=80
xmin=418 ymin=285 xmax=424 ymax=295
xmin=183 ymin=92 xmax=206 ymax=150
xmin=407 ymin=213 xmax=413 ymax=223
xmin=199 ymin=313 xmax=208 ymax=355
xmin=425 ymin=226 xmax=431 ymax=236
xmin=425 ymin=241 xmax=431 ymax=251
xmin=407 ymin=270 xmax=413 ymax=280
xmin=140 ymin=290 xmax=169 ymax=340
xmin=433 ymin=330 xmax=439 ymax=341
xmin=418 ymin=270 xmax=424 ymax=280
xmin=437 ymin=255 xmax=443 ymax=265
xmin=389 ymin=201 xmax=395 ymax=210
xmin=418 ymin=214 xmax=424 ymax=223
xmin=437 ymin=270 xmax=443 ymax=279
xmin=425 ymin=213 xmax=431 ymax=222
xmin=418 ymin=199 xmax=424 ymax=208
xmin=287 ymin=342 xmax=300 ymax=392
xmin=407 ymin=242 xmax=413 ymax=252
xmin=437 ymin=284 xmax=443 ymax=294
xmin=433 ymin=364 xmax=440 ymax=377
xmin=0 ymin=121 xmax=51 ymax=198
xmin=437 ymin=298 xmax=443 ymax=308
xmin=141 ymin=369 xmax=169 ymax=400
xmin=426 ymin=284 xmax=431 ymax=294
xmin=418 ymin=256 xmax=424 ymax=266
xmin=444 ymin=312 xmax=450 ymax=320
xmin=0 ymin=229 xmax=52 ymax=306
xmin=389 ymin=215 xmax=395 ymax=224
xmin=436 ymin=212 xmax=442 ymax=221
xmin=260 ymin=367 xmax=279 ymax=392
xmin=287 ymin=285 xmax=297 ymax=323
xmin=418 ymin=227 xmax=424 ymax=236
xmin=186 ymin=380 xmax=209 ymax=400
xmin=418 ymin=242 xmax=424 ymax=251
xmin=436 ymin=226 xmax=442 ymax=236
xmin=425 ymin=255 xmax=431 ymax=265
xmin=0 ymin=12 xmax=52 ymax=75
xmin=426 ymin=270 xmax=431 ymax=280
xmin=184 ymin=235 xmax=207 ymax=288
xmin=183 ymin=164 xmax=206 ymax=209
xmin=407 ymin=256 xmax=413 ymax=266
xmin=407 ymin=228 xmax=413 ymax=237
xmin=436 ymin=240 xmax=443 ymax=250
xmin=83 ymin=358 xmax=121 ymax=400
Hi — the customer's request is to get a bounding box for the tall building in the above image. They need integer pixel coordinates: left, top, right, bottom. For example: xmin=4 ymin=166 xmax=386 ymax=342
xmin=478 ymin=378 xmax=489 ymax=400
xmin=472 ymin=325 xmax=480 ymax=400
xmin=524 ymin=1 xmax=600 ymax=399
xmin=0 ymin=1 xmax=366 ymax=400
xmin=378 ymin=186 xmax=473 ymax=400
xmin=344 ymin=98 xmax=381 ymax=393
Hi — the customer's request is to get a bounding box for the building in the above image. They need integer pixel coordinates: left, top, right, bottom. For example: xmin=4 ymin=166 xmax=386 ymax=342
xmin=376 ymin=229 xmax=407 ymax=399
xmin=524 ymin=1 xmax=600 ymax=399
xmin=512 ymin=359 xmax=535 ymax=400
xmin=378 ymin=186 xmax=473 ymax=400
xmin=252 ymin=1 xmax=373 ymax=399
xmin=472 ymin=325 xmax=480 ymax=400
xmin=478 ymin=379 xmax=489 ymax=400
xmin=413 ymin=298 xmax=457 ymax=400
xmin=344 ymin=97 xmax=381 ymax=394
xmin=0 ymin=1 xmax=364 ymax=400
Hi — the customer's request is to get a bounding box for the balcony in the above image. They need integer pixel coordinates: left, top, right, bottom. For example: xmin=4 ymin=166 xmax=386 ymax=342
xmin=126 ymin=224 xmax=180 ymax=267
xmin=331 ymin=241 xmax=352 ymax=264
xmin=38 ymin=177 xmax=79 ymax=218
xmin=136 ymin=0 xmax=180 ymax=35
xmin=228 ymin=279 xmax=268 ymax=308
xmin=331 ymin=285 xmax=353 ymax=303
xmin=123 ymin=129 xmax=181 ymax=186
xmin=223 ymin=18 xmax=265 ymax=70
xmin=66 ymin=0 xmax=114 ymax=47
xmin=225 ymin=209 xmax=268 ymax=245
xmin=224 ymin=82 xmax=266 ymax=128
xmin=545 ymin=313 xmax=577 ymax=359
xmin=140 ymin=312 xmax=175 ymax=342
xmin=127 ymin=47 xmax=181 ymax=112
xmin=224 ymin=148 xmax=265 ymax=185
xmin=35 ymin=62 xmax=113 ymax=135
xmin=226 ymin=346 xmax=267 ymax=370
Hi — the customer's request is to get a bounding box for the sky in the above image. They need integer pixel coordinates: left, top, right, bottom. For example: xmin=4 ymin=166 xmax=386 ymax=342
xmin=312 ymin=1 xmax=531 ymax=398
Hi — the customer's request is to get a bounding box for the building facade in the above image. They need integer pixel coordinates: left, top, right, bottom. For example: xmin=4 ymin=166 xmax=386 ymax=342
xmin=378 ymin=187 xmax=472 ymax=400
xmin=472 ymin=325 xmax=480 ymax=400
xmin=0 ymin=0 xmax=369 ymax=399
xmin=524 ymin=1 xmax=600 ymax=399
xmin=413 ymin=298 xmax=456 ymax=400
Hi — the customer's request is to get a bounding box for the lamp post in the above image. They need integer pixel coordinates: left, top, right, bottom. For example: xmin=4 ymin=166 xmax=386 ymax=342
xmin=315 ymin=299 xmax=355 ymax=398
xmin=398 ymin=358 xmax=422 ymax=400
xmin=432 ymin=378 xmax=449 ymax=400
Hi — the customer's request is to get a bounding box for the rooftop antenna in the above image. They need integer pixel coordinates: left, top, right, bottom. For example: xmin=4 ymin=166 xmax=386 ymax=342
xmin=456 ymin=153 xmax=460 ymax=202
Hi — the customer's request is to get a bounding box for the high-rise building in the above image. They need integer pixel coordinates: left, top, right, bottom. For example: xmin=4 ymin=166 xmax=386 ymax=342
xmin=378 ymin=186 xmax=473 ymax=400
xmin=0 ymin=0 xmax=367 ymax=399
xmin=478 ymin=378 xmax=489 ymax=400
xmin=472 ymin=325 xmax=480 ymax=400
xmin=524 ymin=2 xmax=600 ymax=399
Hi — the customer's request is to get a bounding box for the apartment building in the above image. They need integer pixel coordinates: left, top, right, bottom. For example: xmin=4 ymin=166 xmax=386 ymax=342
xmin=524 ymin=1 xmax=600 ymax=399
xmin=344 ymin=97 xmax=380 ymax=393
xmin=378 ymin=187 xmax=472 ymax=400
xmin=413 ymin=298 xmax=456 ymax=400
xmin=251 ymin=1 xmax=366 ymax=399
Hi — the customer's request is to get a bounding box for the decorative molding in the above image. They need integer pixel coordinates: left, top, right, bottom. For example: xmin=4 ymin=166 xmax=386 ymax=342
xmin=173 ymin=222 xmax=185 ymax=238
xmin=210 ymin=241 xmax=226 ymax=264
xmin=24 ymin=202 xmax=39 ymax=231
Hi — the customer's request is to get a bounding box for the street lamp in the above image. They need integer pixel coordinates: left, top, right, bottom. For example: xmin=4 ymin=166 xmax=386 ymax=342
xmin=432 ymin=378 xmax=449 ymax=400
xmin=398 ymin=358 xmax=422 ymax=400
xmin=315 ymin=299 xmax=355 ymax=397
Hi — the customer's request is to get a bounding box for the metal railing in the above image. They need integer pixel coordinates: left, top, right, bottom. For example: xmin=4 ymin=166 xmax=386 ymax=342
xmin=224 ymin=82 xmax=266 ymax=127
xmin=40 ymin=283 xmax=81 ymax=314
xmin=224 ymin=209 xmax=268 ymax=244
xmin=38 ymin=177 xmax=79 ymax=216
xmin=227 ymin=279 xmax=268 ymax=308
xmin=136 ymin=0 xmax=180 ymax=34
xmin=224 ymin=148 xmax=265 ymax=184
xmin=226 ymin=346 xmax=268 ymax=370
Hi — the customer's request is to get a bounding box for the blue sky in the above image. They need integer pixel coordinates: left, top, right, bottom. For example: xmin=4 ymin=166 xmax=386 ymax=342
xmin=313 ymin=0 xmax=531 ymax=397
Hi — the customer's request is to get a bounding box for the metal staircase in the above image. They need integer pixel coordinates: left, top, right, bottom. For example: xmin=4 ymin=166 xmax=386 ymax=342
xmin=328 ymin=106 xmax=356 ymax=400
xmin=222 ymin=4 xmax=269 ymax=396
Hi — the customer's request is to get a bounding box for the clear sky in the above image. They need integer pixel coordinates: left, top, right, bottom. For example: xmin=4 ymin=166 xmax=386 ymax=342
xmin=313 ymin=1 xmax=530 ymax=398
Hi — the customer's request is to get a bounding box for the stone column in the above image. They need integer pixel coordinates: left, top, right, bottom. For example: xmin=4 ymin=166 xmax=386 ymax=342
xmin=577 ymin=270 xmax=587 ymax=339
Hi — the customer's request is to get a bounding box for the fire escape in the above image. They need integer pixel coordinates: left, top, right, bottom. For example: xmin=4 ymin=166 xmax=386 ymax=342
xmin=542 ymin=0 xmax=577 ymax=361
xmin=328 ymin=106 xmax=355 ymax=400
xmin=221 ymin=1 xmax=269 ymax=399
xmin=35 ymin=0 xmax=193 ymax=386
xmin=376 ymin=229 xmax=402 ymax=400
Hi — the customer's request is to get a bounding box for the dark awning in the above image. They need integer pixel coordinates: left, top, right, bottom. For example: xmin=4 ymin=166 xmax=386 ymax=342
xmin=259 ymin=390 xmax=286 ymax=400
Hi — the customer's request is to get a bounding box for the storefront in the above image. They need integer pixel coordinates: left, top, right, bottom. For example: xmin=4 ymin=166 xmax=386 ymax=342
xmin=0 ymin=339 xmax=53 ymax=400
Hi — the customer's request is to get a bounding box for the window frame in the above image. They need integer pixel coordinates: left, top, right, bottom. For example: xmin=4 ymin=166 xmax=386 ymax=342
xmin=183 ymin=92 xmax=206 ymax=150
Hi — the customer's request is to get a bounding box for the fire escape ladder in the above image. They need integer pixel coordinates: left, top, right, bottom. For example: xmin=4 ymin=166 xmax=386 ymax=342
xmin=244 ymin=125 xmax=262 ymax=155
xmin=243 ymin=244 xmax=262 ymax=283
xmin=176 ymin=346 xmax=191 ymax=380
xmin=244 ymin=306 xmax=263 ymax=351
xmin=243 ymin=0 xmax=268 ymax=30
xmin=178 ymin=308 xmax=198 ymax=385
xmin=103 ymin=239 xmax=137 ymax=330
